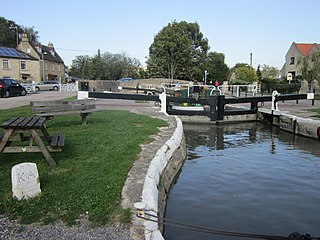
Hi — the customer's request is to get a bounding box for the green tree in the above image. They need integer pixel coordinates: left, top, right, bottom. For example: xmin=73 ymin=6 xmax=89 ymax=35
xmin=69 ymin=55 xmax=91 ymax=79
xmin=203 ymin=52 xmax=229 ymax=84
xmin=0 ymin=16 xmax=40 ymax=47
xmin=234 ymin=67 xmax=258 ymax=83
xmin=147 ymin=21 xmax=209 ymax=81
xmin=310 ymin=51 xmax=320 ymax=80
xmin=0 ymin=16 xmax=20 ymax=47
xmin=69 ymin=52 xmax=142 ymax=80
xmin=256 ymin=65 xmax=262 ymax=81
xmin=260 ymin=64 xmax=280 ymax=79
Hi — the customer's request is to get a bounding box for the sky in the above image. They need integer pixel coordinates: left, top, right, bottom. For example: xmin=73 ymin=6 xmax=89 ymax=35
xmin=2 ymin=0 xmax=320 ymax=70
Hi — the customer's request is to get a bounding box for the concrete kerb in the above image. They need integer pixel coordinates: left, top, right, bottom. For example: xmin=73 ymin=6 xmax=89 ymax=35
xmin=121 ymin=106 xmax=186 ymax=240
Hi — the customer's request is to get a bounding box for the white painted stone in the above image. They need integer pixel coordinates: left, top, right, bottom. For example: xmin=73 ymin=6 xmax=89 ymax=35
xmin=11 ymin=163 xmax=41 ymax=200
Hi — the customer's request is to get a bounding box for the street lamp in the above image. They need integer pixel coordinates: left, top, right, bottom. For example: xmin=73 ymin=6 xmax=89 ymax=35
xmin=204 ymin=70 xmax=209 ymax=85
xmin=42 ymin=52 xmax=47 ymax=81
xmin=9 ymin=26 xmax=19 ymax=47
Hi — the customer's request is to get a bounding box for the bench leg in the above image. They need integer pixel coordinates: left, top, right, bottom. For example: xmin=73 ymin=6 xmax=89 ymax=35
xmin=30 ymin=129 xmax=57 ymax=166
xmin=81 ymin=115 xmax=87 ymax=125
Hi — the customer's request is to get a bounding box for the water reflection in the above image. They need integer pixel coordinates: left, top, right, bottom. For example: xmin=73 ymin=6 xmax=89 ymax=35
xmin=183 ymin=122 xmax=320 ymax=157
xmin=164 ymin=122 xmax=320 ymax=240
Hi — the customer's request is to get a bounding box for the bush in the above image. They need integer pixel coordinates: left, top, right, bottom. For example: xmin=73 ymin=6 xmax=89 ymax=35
xmin=271 ymin=83 xmax=300 ymax=94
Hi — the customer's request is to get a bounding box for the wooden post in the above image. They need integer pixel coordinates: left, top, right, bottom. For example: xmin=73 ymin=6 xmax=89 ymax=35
xmin=217 ymin=95 xmax=225 ymax=120
xmin=209 ymin=96 xmax=218 ymax=121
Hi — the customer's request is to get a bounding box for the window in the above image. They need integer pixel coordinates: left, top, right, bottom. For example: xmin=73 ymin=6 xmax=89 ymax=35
xmin=52 ymin=63 xmax=55 ymax=72
xmin=20 ymin=60 xmax=27 ymax=70
xmin=45 ymin=62 xmax=48 ymax=70
xmin=2 ymin=59 xmax=10 ymax=69
xmin=58 ymin=64 xmax=61 ymax=72
xmin=290 ymin=57 xmax=295 ymax=65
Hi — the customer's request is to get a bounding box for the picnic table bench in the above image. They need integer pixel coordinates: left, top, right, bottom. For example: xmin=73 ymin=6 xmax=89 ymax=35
xmin=31 ymin=99 xmax=95 ymax=125
xmin=0 ymin=116 xmax=64 ymax=166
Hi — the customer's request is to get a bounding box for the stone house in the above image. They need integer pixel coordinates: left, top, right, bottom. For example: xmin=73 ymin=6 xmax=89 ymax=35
xmin=0 ymin=34 xmax=65 ymax=83
xmin=281 ymin=42 xmax=320 ymax=79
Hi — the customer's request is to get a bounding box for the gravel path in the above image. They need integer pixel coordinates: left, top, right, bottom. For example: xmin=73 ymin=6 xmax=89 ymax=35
xmin=0 ymin=214 xmax=132 ymax=240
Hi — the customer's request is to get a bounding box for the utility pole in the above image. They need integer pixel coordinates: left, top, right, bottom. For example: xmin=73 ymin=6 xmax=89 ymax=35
xmin=250 ymin=53 xmax=253 ymax=68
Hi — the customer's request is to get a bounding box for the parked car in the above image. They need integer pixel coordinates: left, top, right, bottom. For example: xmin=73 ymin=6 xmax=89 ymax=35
xmin=0 ymin=78 xmax=27 ymax=98
xmin=34 ymin=81 xmax=60 ymax=91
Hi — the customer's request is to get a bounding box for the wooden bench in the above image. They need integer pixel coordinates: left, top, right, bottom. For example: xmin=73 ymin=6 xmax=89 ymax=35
xmin=31 ymin=99 xmax=95 ymax=125
xmin=50 ymin=133 xmax=65 ymax=148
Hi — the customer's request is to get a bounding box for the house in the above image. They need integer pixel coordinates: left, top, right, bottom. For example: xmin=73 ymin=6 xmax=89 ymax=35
xmin=281 ymin=42 xmax=320 ymax=79
xmin=0 ymin=47 xmax=39 ymax=82
xmin=0 ymin=33 xmax=65 ymax=83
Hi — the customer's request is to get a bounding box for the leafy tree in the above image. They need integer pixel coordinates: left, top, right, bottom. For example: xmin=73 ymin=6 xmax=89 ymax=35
xmin=256 ymin=65 xmax=262 ymax=81
xmin=69 ymin=55 xmax=91 ymax=79
xmin=69 ymin=52 xmax=142 ymax=80
xmin=203 ymin=52 xmax=229 ymax=84
xmin=260 ymin=64 xmax=280 ymax=79
xmin=0 ymin=16 xmax=40 ymax=47
xmin=234 ymin=67 xmax=258 ymax=83
xmin=310 ymin=51 xmax=320 ymax=80
xmin=297 ymin=51 xmax=320 ymax=81
xmin=0 ymin=16 xmax=20 ymax=47
xmin=147 ymin=21 xmax=209 ymax=81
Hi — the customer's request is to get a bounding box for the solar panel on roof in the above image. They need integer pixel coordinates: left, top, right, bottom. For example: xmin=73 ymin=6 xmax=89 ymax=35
xmin=0 ymin=47 xmax=32 ymax=59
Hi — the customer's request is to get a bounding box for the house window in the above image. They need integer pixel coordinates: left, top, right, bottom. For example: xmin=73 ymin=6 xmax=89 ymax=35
xmin=290 ymin=57 xmax=295 ymax=65
xmin=20 ymin=60 xmax=27 ymax=70
xmin=52 ymin=63 xmax=55 ymax=72
xmin=58 ymin=64 xmax=61 ymax=72
xmin=2 ymin=59 xmax=10 ymax=69
xmin=45 ymin=62 xmax=48 ymax=70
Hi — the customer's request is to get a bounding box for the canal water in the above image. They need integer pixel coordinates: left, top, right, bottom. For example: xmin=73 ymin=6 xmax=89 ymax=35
xmin=164 ymin=122 xmax=320 ymax=240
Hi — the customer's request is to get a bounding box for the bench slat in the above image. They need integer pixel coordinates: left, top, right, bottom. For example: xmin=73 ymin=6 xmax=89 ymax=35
xmin=50 ymin=133 xmax=65 ymax=148
xmin=31 ymin=99 xmax=95 ymax=107
xmin=32 ymin=104 xmax=94 ymax=114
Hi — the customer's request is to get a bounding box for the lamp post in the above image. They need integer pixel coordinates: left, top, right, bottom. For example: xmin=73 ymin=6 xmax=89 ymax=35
xmin=42 ymin=52 xmax=47 ymax=81
xmin=204 ymin=70 xmax=209 ymax=85
xmin=9 ymin=26 xmax=19 ymax=47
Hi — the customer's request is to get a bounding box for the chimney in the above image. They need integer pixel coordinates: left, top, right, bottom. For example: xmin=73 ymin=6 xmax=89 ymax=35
xmin=47 ymin=42 xmax=55 ymax=56
xmin=21 ymin=33 xmax=29 ymax=43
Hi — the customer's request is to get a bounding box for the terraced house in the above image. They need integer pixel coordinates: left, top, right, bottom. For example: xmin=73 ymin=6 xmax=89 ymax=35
xmin=281 ymin=42 xmax=320 ymax=79
xmin=0 ymin=34 xmax=65 ymax=83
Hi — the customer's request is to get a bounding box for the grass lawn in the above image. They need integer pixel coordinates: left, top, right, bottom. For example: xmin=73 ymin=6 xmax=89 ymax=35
xmin=307 ymin=108 xmax=320 ymax=118
xmin=0 ymin=106 xmax=167 ymax=226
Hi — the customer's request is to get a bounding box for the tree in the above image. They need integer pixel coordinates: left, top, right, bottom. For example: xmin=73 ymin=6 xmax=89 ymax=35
xmin=234 ymin=67 xmax=258 ymax=83
xmin=298 ymin=52 xmax=320 ymax=81
xmin=0 ymin=16 xmax=40 ymax=47
xmin=256 ymin=65 xmax=262 ymax=81
xmin=0 ymin=16 xmax=20 ymax=47
xmin=69 ymin=52 xmax=142 ymax=80
xmin=203 ymin=52 xmax=229 ymax=83
xmin=147 ymin=21 xmax=209 ymax=81
xmin=69 ymin=55 xmax=91 ymax=79
xmin=260 ymin=64 xmax=280 ymax=79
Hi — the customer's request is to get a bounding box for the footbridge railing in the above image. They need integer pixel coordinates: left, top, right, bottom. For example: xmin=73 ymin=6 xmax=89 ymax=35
xmin=82 ymin=91 xmax=314 ymax=121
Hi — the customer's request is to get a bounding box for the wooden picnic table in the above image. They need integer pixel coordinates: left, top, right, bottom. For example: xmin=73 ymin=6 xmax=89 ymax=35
xmin=0 ymin=116 xmax=65 ymax=166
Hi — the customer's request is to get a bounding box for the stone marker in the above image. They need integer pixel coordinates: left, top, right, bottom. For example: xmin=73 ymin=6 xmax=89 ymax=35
xmin=11 ymin=162 xmax=41 ymax=200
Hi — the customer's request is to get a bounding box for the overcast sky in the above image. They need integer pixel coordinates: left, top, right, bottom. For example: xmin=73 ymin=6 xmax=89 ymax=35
xmin=2 ymin=0 xmax=320 ymax=69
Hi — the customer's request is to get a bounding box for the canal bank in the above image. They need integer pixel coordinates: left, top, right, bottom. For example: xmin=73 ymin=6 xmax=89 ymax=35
xmin=121 ymin=106 xmax=187 ymax=240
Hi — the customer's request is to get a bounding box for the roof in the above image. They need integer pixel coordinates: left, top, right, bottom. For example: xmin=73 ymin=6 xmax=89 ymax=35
xmin=295 ymin=43 xmax=318 ymax=56
xmin=40 ymin=45 xmax=64 ymax=64
xmin=0 ymin=47 xmax=37 ymax=60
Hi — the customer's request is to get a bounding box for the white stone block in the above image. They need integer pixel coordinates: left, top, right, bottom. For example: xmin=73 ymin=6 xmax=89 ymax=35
xmin=11 ymin=163 xmax=41 ymax=200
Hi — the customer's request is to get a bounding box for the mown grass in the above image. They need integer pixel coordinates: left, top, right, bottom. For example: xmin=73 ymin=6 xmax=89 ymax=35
xmin=307 ymin=108 xmax=320 ymax=118
xmin=0 ymin=106 xmax=167 ymax=226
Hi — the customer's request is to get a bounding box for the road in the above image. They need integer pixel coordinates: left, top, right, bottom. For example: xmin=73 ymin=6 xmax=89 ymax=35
xmin=0 ymin=91 xmax=77 ymax=109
